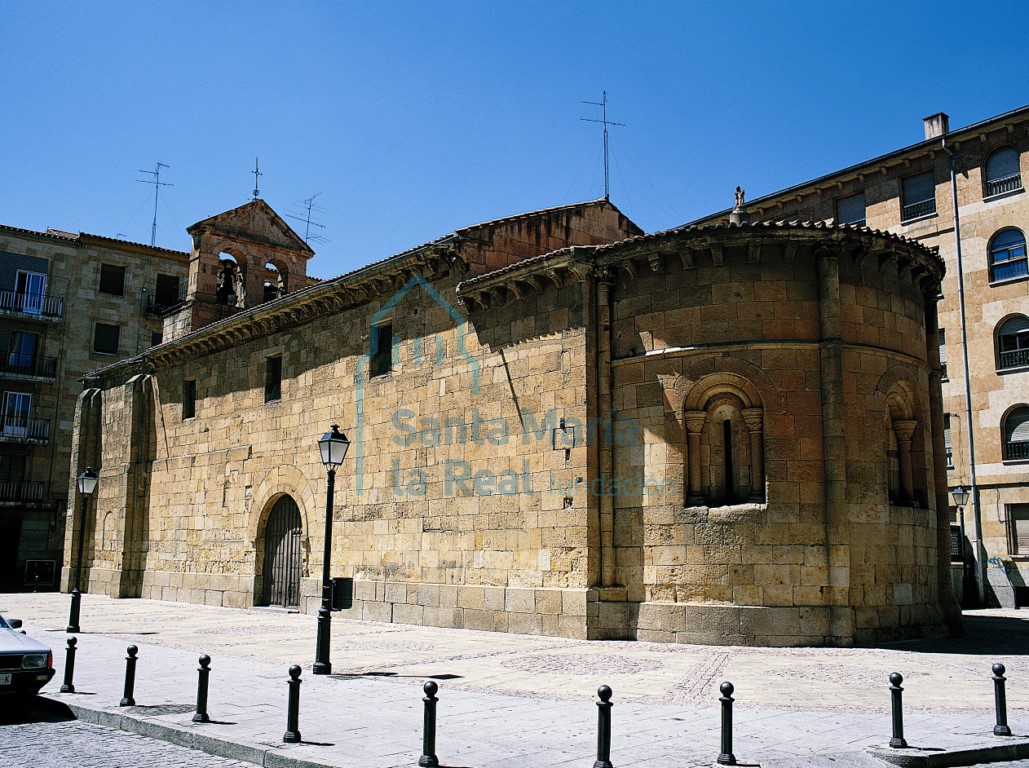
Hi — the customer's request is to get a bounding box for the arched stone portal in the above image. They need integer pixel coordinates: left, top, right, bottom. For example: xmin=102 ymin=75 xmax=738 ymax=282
xmin=261 ymin=495 xmax=303 ymax=608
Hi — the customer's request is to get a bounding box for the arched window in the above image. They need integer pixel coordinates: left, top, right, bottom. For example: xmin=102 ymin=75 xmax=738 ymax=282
xmin=683 ymin=376 xmax=764 ymax=507
xmin=985 ymin=147 xmax=1022 ymax=197
xmin=997 ymin=315 xmax=1029 ymax=370
xmin=989 ymin=229 xmax=1027 ymax=282
xmin=1004 ymin=406 xmax=1029 ymax=462
xmin=216 ymin=253 xmax=243 ymax=306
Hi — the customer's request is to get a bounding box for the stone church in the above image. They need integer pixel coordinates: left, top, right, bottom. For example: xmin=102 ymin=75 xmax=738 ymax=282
xmin=67 ymin=196 xmax=958 ymax=645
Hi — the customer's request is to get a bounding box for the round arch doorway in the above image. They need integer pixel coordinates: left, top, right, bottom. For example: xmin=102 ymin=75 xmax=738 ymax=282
xmin=262 ymin=495 xmax=303 ymax=608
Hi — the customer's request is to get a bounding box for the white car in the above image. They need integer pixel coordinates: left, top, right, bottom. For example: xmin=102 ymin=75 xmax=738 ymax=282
xmin=0 ymin=612 xmax=55 ymax=698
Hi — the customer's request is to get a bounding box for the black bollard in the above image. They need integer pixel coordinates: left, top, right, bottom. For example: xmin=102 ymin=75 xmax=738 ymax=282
xmin=889 ymin=673 xmax=908 ymax=748
xmin=717 ymin=681 xmax=737 ymax=766
xmin=594 ymin=685 xmax=614 ymax=768
xmin=59 ymin=637 xmax=77 ymax=693
xmin=992 ymin=663 xmax=1012 ymax=737
xmin=120 ymin=645 xmax=138 ymax=707
xmin=419 ymin=680 xmax=439 ymax=768
xmin=193 ymin=654 xmax=211 ymax=723
xmin=283 ymin=665 xmax=302 ymax=743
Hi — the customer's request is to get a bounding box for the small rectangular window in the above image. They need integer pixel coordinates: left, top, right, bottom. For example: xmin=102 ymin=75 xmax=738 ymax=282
xmin=902 ymin=171 xmax=936 ymax=221
xmin=154 ymin=274 xmax=180 ymax=306
xmin=943 ymin=414 xmax=953 ymax=469
xmin=836 ymin=192 xmax=866 ymax=226
xmin=938 ymin=328 xmax=947 ymax=380
xmin=264 ymin=355 xmax=282 ymax=402
xmin=150 ymin=331 xmax=163 ymax=347
xmin=99 ymin=264 xmax=126 ymax=296
xmin=93 ymin=323 xmax=120 ymax=355
xmin=370 ymin=322 xmax=393 ymax=377
xmin=183 ymin=379 xmax=196 ymax=419
xmin=1011 ymin=504 xmax=1029 ymax=555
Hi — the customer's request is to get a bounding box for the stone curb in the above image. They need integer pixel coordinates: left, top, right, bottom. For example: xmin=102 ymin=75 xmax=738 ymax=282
xmin=869 ymin=739 xmax=1029 ymax=768
xmin=36 ymin=694 xmax=1029 ymax=768
xmin=35 ymin=695 xmax=340 ymax=768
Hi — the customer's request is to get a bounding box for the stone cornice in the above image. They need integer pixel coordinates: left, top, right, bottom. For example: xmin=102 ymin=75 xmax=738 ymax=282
xmin=456 ymin=223 xmax=944 ymax=311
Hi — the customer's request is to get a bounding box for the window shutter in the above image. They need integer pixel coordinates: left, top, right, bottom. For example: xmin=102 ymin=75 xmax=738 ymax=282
xmin=1013 ymin=506 xmax=1029 ymax=555
xmin=903 ymin=172 xmax=935 ymax=204
xmin=944 ymin=416 xmax=952 ymax=450
xmin=1007 ymin=408 xmax=1029 ymax=442
xmin=938 ymin=330 xmax=947 ymax=364
xmin=987 ymin=147 xmax=1019 ymax=181
xmin=836 ymin=193 xmax=866 ymax=225
xmin=1000 ymin=315 xmax=1029 ymax=336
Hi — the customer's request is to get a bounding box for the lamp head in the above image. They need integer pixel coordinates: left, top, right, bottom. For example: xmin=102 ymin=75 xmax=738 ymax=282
xmin=78 ymin=466 xmax=99 ymax=496
xmin=318 ymin=424 xmax=350 ymax=469
xmin=950 ymin=485 xmax=969 ymax=508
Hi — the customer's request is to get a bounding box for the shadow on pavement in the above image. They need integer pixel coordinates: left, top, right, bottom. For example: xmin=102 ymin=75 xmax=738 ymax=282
xmin=879 ymin=612 xmax=1029 ymax=655
xmin=0 ymin=695 xmax=76 ymax=724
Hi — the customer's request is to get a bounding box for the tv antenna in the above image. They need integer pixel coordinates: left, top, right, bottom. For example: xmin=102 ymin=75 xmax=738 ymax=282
xmin=581 ymin=90 xmax=624 ymax=199
xmin=252 ymin=157 xmax=262 ymax=199
xmin=136 ymin=162 xmax=172 ymax=246
xmin=286 ymin=194 xmax=329 ymax=245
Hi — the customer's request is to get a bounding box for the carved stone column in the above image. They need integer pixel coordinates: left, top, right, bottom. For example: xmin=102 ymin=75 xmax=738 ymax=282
xmin=742 ymin=407 xmax=765 ymax=502
xmin=685 ymin=411 xmax=707 ymax=505
xmin=892 ymin=419 xmax=918 ymax=506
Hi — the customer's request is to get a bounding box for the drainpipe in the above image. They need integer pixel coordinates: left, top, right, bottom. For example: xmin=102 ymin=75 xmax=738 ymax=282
xmin=943 ymin=137 xmax=986 ymax=606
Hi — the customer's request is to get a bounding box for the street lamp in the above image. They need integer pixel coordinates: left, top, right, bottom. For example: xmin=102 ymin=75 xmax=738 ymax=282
xmin=67 ymin=466 xmax=98 ymax=633
xmin=951 ymin=486 xmax=971 ymax=607
xmin=313 ymin=425 xmax=350 ymax=675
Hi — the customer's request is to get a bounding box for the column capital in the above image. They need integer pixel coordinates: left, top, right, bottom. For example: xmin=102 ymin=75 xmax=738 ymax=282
xmin=742 ymin=407 xmax=764 ymax=431
xmin=685 ymin=411 xmax=706 ymax=433
xmin=892 ymin=419 xmax=917 ymax=443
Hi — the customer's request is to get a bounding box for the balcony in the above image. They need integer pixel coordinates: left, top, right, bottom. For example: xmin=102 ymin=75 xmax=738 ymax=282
xmin=902 ymin=199 xmax=936 ymax=222
xmin=0 ymin=415 xmax=50 ymax=445
xmin=0 ymin=290 xmax=63 ymax=321
xmin=986 ymin=172 xmax=1023 ymax=198
xmin=0 ymin=481 xmax=46 ymax=506
xmin=145 ymin=297 xmax=185 ymax=316
xmin=1007 ymin=441 xmax=1029 ymax=461
xmin=0 ymin=353 xmax=58 ymax=382
xmin=999 ymin=348 xmax=1029 ymax=370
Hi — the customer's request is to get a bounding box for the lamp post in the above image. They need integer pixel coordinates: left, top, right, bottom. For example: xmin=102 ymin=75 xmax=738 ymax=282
xmin=67 ymin=467 xmax=98 ymax=633
xmin=313 ymin=425 xmax=350 ymax=675
xmin=951 ymin=486 xmax=971 ymax=607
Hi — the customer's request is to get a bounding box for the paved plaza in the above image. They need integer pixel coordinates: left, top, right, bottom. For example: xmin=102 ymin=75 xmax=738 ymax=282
xmin=1 ymin=593 xmax=1027 ymax=767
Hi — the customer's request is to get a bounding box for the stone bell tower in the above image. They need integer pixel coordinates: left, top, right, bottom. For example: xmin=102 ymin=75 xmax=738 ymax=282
xmin=164 ymin=199 xmax=315 ymax=341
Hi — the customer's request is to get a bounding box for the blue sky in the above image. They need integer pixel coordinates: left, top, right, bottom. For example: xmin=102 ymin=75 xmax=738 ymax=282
xmin=2 ymin=2 xmax=1027 ymax=279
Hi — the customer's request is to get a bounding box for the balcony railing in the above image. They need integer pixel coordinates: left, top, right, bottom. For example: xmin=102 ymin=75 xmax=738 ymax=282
xmin=986 ymin=172 xmax=1023 ymax=198
xmin=0 ymin=290 xmax=63 ymax=320
xmin=1007 ymin=441 xmax=1029 ymax=461
xmin=902 ymin=199 xmax=936 ymax=221
xmin=0 ymin=353 xmax=58 ymax=379
xmin=0 ymin=415 xmax=50 ymax=443
xmin=0 ymin=481 xmax=45 ymax=504
xmin=1000 ymin=348 xmax=1029 ymax=370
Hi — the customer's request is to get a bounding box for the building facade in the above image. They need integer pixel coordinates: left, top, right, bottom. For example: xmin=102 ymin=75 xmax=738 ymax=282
xmin=689 ymin=106 xmax=1029 ymax=609
xmin=0 ymin=226 xmax=188 ymax=591
xmin=68 ymin=196 xmax=958 ymax=645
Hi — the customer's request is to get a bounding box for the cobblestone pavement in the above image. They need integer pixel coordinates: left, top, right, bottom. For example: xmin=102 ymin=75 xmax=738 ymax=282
xmin=0 ymin=593 xmax=1027 ymax=768
xmin=0 ymin=701 xmax=255 ymax=768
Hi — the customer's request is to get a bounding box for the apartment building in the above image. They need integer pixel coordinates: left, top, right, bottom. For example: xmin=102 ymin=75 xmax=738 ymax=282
xmin=0 ymin=226 xmax=188 ymax=591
